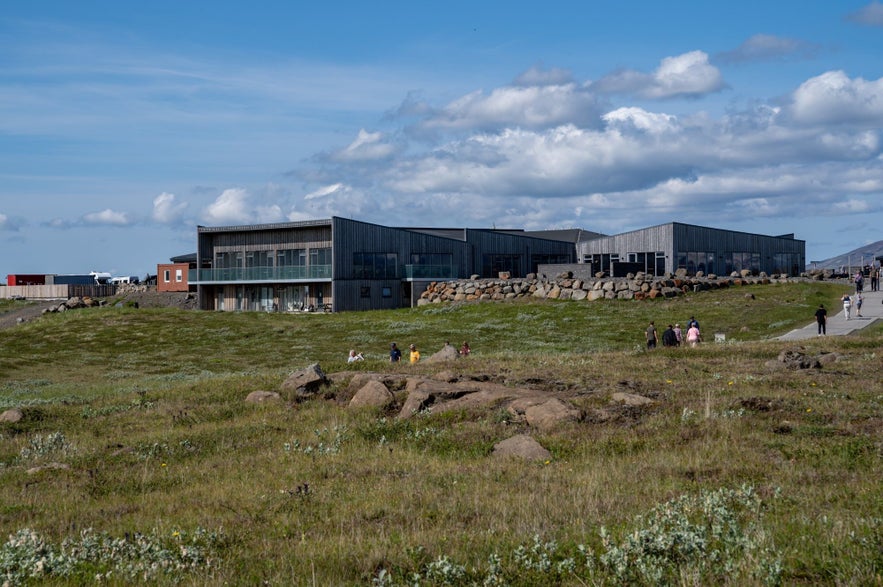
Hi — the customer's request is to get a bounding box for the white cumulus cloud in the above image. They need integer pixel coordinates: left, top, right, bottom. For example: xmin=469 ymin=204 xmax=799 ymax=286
xmin=152 ymin=192 xmax=188 ymax=223
xmin=202 ymin=188 xmax=284 ymax=225
xmin=790 ymin=71 xmax=883 ymax=125
xmin=647 ymin=51 xmax=725 ymax=99
xmin=596 ymin=51 xmax=725 ymax=99
xmin=420 ymin=82 xmax=603 ymax=131
xmin=603 ymin=107 xmax=679 ymax=134
xmin=83 ymin=209 xmax=130 ymax=225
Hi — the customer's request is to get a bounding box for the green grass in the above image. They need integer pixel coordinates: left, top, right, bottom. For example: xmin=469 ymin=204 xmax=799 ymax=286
xmin=0 ymin=282 xmax=880 ymax=585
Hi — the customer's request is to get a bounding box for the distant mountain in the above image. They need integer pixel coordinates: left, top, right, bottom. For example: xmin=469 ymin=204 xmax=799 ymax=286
xmin=808 ymin=240 xmax=883 ymax=271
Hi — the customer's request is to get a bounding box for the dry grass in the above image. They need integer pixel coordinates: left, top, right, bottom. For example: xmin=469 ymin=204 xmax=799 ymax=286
xmin=0 ymin=282 xmax=880 ymax=585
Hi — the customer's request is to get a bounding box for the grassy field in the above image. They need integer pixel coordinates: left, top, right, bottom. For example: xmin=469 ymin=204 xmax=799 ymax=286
xmin=0 ymin=282 xmax=880 ymax=585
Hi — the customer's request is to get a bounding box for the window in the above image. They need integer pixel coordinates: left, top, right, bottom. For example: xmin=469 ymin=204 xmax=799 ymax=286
xmin=382 ymin=287 xmax=392 ymax=298
xmin=246 ymin=251 xmax=273 ymax=267
xmin=215 ymin=251 xmax=242 ymax=269
xmin=360 ymin=286 xmax=371 ymax=298
xmin=353 ymin=252 xmax=398 ymax=278
xmin=163 ymin=270 xmax=170 ymax=283
xmin=175 ymin=269 xmax=183 ymax=282
xmin=481 ymin=254 xmax=522 ymax=277
xmin=310 ymin=248 xmax=332 ymax=266
xmin=277 ymin=249 xmax=306 ymax=266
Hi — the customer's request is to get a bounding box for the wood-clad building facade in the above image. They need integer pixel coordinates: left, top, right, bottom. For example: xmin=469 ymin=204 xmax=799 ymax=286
xmin=193 ymin=217 xmax=576 ymax=312
xmin=576 ymin=222 xmax=805 ymax=277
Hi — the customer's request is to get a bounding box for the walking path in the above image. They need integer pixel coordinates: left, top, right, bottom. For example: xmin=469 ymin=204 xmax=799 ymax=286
xmin=777 ymin=288 xmax=883 ymax=341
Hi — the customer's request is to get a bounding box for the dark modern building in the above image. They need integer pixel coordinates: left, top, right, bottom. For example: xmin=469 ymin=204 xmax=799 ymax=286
xmin=576 ymin=222 xmax=805 ymax=277
xmin=191 ymin=217 xmax=577 ymax=312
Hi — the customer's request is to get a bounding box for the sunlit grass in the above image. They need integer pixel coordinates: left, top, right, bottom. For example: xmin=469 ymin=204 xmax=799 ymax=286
xmin=0 ymin=282 xmax=879 ymax=585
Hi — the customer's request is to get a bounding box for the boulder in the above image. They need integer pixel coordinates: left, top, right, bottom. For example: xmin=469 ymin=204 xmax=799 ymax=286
xmin=771 ymin=348 xmax=821 ymax=370
xmin=0 ymin=408 xmax=23 ymax=423
xmin=349 ymin=380 xmax=394 ymax=409
xmin=245 ymin=390 xmax=281 ymax=404
xmin=492 ymin=434 xmax=552 ymax=461
xmin=426 ymin=344 xmax=460 ymax=363
xmin=611 ymin=392 xmax=656 ymax=407
xmin=509 ymin=398 xmax=581 ymax=430
xmin=280 ymin=363 xmax=328 ymax=397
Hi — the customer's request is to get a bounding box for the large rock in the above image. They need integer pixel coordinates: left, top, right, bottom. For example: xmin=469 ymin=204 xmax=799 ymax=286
xmin=426 ymin=344 xmax=460 ymax=363
xmin=508 ymin=398 xmax=581 ymax=430
xmin=245 ymin=391 xmax=281 ymax=404
xmin=0 ymin=408 xmax=23 ymax=423
xmin=349 ymin=380 xmax=394 ymax=409
xmin=611 ymin=392 xmax=656 ymax=406
xmin=492 ymin=435 xmax=552 ymax=461
xmin=280 ymin=363 xmax=328 ymax=397
xmin=767 ymin=348 xmax=821 ymax=370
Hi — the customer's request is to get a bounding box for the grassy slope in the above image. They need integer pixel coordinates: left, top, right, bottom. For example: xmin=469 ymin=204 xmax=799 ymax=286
xmin=0 ymin=282 xmax=880 ymax=585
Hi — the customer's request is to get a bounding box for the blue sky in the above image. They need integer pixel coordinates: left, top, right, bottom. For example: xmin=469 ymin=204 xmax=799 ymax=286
xmin=2 ymin=1 xmax=883 ymax=277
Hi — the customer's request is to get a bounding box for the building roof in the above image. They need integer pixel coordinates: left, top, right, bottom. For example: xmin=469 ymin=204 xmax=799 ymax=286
xmin=169 ymin=252 xmax=197 ymax=264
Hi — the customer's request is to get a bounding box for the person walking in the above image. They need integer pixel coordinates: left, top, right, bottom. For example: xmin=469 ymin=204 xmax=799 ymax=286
xmin=815 ymin=304 xmax=827 ymax=336
xmin=673 ymin=323 xmax=683 ymax=346
xmin=662 ymin=324 xmax=678 ymax=347
xmin=645 ymin=321 xmax=658 ymax=349
xmin=389 ymin=342 xmax=402 ymax=363
xmin=686 ymin=323 xmax=701 ymax=347
xmin=408 ymin=343 xmax=421 ymax=363
xmin=856 ymin=293 xmax=863 ymax=317
xmin=841 ymin=293 xmax=852 ymax=320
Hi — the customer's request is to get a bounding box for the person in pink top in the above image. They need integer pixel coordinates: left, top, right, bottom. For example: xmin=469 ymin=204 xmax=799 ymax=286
xmin=686 ymin=324 xmax=701 ymax=347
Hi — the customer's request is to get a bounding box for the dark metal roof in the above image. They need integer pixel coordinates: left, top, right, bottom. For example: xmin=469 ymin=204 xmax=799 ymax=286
xmin=170 ymin=252 xmax=197 ymax=263
xmin=197 ymin=219 xmax=332 ymax=233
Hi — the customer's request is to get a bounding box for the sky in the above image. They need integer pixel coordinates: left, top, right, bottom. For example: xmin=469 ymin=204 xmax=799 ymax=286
xmin=2 ymin=1 xmax=883 ymax=277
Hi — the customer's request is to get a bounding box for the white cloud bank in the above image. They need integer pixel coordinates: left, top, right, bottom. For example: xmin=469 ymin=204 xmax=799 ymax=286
xmin=201 ymin=188 xmax=284 ymax=225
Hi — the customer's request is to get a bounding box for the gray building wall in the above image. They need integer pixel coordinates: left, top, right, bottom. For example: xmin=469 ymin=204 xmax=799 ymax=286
xmin=576 ymin=222 xmax=805 ymax=276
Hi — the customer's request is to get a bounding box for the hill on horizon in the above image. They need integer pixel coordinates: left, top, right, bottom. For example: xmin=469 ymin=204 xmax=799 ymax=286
xmin=809 ymin=240 xmax=883 ymax=271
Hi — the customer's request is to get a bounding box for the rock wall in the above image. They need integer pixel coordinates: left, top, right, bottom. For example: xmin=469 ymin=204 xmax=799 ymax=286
xmin=417 ymin=269 xmax=798 ymax=305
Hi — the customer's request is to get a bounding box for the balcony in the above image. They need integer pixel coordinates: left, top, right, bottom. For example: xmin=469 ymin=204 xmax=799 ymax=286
xmin=191 ymin=265 xmax=332 ymax=283
xmin=403 ymin=264 xmax=458 ymax=280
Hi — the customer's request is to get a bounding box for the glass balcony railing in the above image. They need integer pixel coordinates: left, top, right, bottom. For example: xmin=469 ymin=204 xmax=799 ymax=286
xmin=403 ymin=264 xmax=458 ymax=279
xmin=191 ymin=265 xmax=332 ymax=283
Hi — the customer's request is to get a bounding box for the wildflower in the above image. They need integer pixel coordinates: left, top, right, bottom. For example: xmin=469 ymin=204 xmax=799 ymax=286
xmin=728 ymin=381 xmax=734 ymax=386
xmin=161 ymin=463 xmax=167 ymax=467
xmin=806 ymin=408 xmax=812 ymax=413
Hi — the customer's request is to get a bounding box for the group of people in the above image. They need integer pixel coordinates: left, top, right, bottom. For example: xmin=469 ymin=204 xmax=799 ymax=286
xmin=388 ymin=341 xmax=471 ymax=363
xmin=349 ymin=341 xmax=472 ymax=363
xmin=839 ymin=291 xmax=864 ymax=322
xmin=646 ymin=316 xmax=701 ymax=349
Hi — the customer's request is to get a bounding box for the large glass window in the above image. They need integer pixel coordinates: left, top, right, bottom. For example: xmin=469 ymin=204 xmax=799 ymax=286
xmin=246 ymin=251 xmax=273 ymax=267
xmin=411 ymin=253 xmax=452 ymax=267
xmin=215 ymin=251 xmax=242 ymax=268
xmin=353 ymin=252 xmax=398 ymax=278
xmin=310 ymin=248 xmax=332 ymax=266
xmin=482 ymin=254 xmax=522 ymax=277
xmin=678 ymin=251 xmax=715 ymax=274
xmin=277 ymin=249 xmax=306 ymax=266
xmin=724 ymin=252 xmax=761 ymax=275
